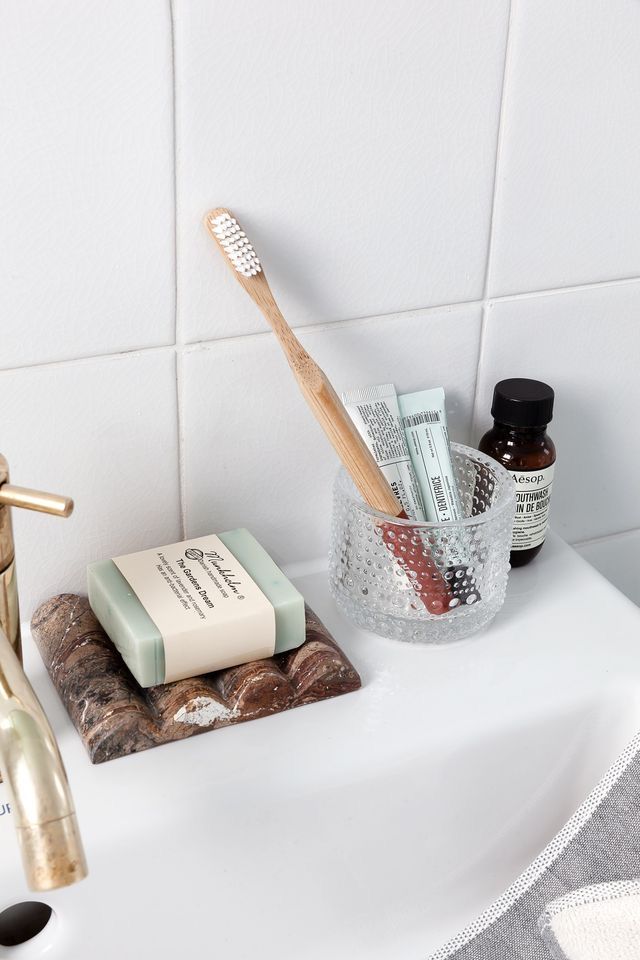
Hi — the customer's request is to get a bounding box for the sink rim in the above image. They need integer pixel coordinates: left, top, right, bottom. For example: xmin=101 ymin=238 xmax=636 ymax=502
xmin=1 ymin=533 xmax=640 ymax=959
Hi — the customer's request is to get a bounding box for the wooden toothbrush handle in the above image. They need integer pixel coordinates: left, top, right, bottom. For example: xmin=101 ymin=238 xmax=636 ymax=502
xmin=203 ymin=210 xmax=399 ymax=514
xmin=249 ymin=275 xmax=402 ymax=516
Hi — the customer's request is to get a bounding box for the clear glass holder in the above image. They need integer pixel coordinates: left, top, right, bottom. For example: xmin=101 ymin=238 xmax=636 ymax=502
xmin=329 ymin=443 xmax=516 ymax=644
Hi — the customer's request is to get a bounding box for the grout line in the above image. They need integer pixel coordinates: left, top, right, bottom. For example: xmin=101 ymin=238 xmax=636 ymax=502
xmin=469 ymin=302 xmax=492 ymax=443
xmin=168 ymin=0 xmax=178 ymax=349
xmin=169 ymin=0 xmax=181 ymax=350
xmin=176 ymin=349 xmax=188 ymax=537
xmin=469 ymin=0 xmax=515 ymax=442
xmin=182 ymin=327 xmax=272 ymax=353
xmin=0 ymin=343 xmax=176 ymax=375
xmin=481 ymin=0 xmax=514 ymax=302
xmin=491 ymin=273 xmax=640 ymax=304
xmin=180 ymin=297 xmax=486 ymax=353
xmin=307 ymin=296 xmax=483 ymax=327
xmin=0 ymin=292 xmax=482 ymax=373
xmin=169 ymin=0 xmax=187 ymax=537
xmin=574 ymin=526 xmax=640 ymax=549
xmin=4 ymin=274 xmax=640 ymax=376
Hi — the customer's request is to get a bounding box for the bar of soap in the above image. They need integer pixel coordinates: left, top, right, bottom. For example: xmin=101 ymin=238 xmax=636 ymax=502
xmin=87 ymin=530 xmax=305 ymax=688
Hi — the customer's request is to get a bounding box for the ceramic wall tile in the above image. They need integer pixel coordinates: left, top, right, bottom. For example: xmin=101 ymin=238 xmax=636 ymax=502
xmin=181 ymin=304 xmax=482 ymax=564
xmin=0 ymin=0 xmax=175 ymax=367
xmin=488 ymin=0 xmax=640 ymax=295
xmin=473 ymin=281 xmax=640 ymax=543
xmin=173 ymin=0 xmax=510 ymax=342
xmin=1 ymin=350 xmax=181 ymax=616
xmin=577 ymin=530 xmax=640 ymax=609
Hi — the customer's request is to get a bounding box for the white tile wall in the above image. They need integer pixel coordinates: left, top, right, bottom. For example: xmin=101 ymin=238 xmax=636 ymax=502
xmin=173 ymin=0 xmax=510 ymax=341
xmin=2 ymin=0 xmax=640 ymax=616
xmin=1 ymin=351 xmax=181 ymax=615
xmin=488 ymin=0 xmax=640 ymax=296
xmin=0 ymin=0 xmax=175 ymax=368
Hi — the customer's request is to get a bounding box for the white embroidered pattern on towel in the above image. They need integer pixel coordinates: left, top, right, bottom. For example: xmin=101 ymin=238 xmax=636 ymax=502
xmin=539 ymin=880 xmax=640 ymax=960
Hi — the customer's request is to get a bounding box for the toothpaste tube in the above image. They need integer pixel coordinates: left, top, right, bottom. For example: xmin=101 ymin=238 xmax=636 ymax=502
xmin=399 ymin=388 xmax=480 ymax=606
xmin=398 ymin=387 xmax=464 ymax=523
xmin=342 ymin=383 xmax=426 ymax=521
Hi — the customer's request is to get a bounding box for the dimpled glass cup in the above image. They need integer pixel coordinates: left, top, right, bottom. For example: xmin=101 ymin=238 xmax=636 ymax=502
xmin=329 ymin=443 xmax=516 ymax=643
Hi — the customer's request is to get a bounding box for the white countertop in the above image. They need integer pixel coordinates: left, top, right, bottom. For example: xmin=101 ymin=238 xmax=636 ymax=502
xmin=2 ymin=533 xmax=640 ymax=959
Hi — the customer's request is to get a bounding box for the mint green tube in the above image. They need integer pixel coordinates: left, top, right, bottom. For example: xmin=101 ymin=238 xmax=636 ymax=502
xmin=398 ymin=388 xmax=464 ymax=523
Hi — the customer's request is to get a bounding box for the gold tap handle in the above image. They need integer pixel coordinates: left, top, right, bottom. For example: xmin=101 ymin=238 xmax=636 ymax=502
xmin=0 ymin=469 xmax=74 ymax=665
xmin=0 ymin=485 xmax=74 ymax=518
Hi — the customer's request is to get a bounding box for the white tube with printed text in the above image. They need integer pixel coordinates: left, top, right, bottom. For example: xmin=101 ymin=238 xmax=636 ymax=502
xmin=342 ymin=383 xmax=426 ymax=521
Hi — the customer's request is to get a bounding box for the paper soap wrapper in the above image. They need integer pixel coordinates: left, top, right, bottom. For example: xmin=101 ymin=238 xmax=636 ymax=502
xmin=87 ymin=529 xmax=306 ymax=687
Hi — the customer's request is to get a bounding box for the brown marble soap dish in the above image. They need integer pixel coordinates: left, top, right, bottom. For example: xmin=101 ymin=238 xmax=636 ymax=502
xmin=31 ymin=595 xmax=361 ymax=764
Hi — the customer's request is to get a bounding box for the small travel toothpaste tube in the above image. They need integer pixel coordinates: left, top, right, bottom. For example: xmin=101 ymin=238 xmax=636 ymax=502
xmin=398 ymin=387 xmax=464 ymax=523
xmin=399 ymin=388 xmax=480 ymax=606
xmin=87 ymin=529 xmax=306 ymax=688
xmin=342 ymin=383 xmax=427 ymax=521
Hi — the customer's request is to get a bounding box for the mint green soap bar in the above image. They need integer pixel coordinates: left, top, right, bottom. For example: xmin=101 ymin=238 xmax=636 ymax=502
xmin=87 ymin=529 xmax=306 ymax=688
xmin=216 ymin=529 xmax=304 ymax=654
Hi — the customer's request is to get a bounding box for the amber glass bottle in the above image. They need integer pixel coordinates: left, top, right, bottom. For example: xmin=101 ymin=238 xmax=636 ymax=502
xmin=479 ymin=379 xmax=555 ymax=567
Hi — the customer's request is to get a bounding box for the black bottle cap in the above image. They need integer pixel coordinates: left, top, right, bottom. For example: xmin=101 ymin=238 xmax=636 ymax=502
xmin=491 ymin=378 xmax=554 ymax=428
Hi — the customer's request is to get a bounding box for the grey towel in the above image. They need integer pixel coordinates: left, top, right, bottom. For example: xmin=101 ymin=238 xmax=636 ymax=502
xmin=429 ymin=733 xmax=640 ymax=959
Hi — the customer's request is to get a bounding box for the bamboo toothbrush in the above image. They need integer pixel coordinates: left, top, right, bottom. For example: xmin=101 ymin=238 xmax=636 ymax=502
xmin=204 ymin=209 xmax=452 ymax=614
xmin=205 ymin=208 xmax=400 ymax=516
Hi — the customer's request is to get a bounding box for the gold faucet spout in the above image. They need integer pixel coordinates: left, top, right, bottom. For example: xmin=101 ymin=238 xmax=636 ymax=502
xmin=0 ymin=454 xmax=87 ymax=890
xmin=0 ymin=626 xmax=88 ymax=890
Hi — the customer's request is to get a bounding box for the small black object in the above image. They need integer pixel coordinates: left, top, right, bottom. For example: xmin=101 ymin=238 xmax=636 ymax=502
xmin=491 ymin=378 xmax=554 ymax=429
xmin=0 ymin=902 xmax=52 ymax=946
xmin=446 ymin=564 xmax=481 ymax=607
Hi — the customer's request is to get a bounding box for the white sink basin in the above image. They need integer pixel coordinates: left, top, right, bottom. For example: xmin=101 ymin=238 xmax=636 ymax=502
xmin=2 ymin=534 xmax=640 ymax=959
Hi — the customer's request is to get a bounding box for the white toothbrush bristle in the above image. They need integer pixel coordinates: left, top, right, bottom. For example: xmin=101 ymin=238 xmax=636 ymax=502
xmin=209 ymin=213 xmax=262 ymax=277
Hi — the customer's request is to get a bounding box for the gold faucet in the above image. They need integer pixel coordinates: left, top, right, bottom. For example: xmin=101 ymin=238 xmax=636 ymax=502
xmin=0 ymin=454 xmax=88 ymax=891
